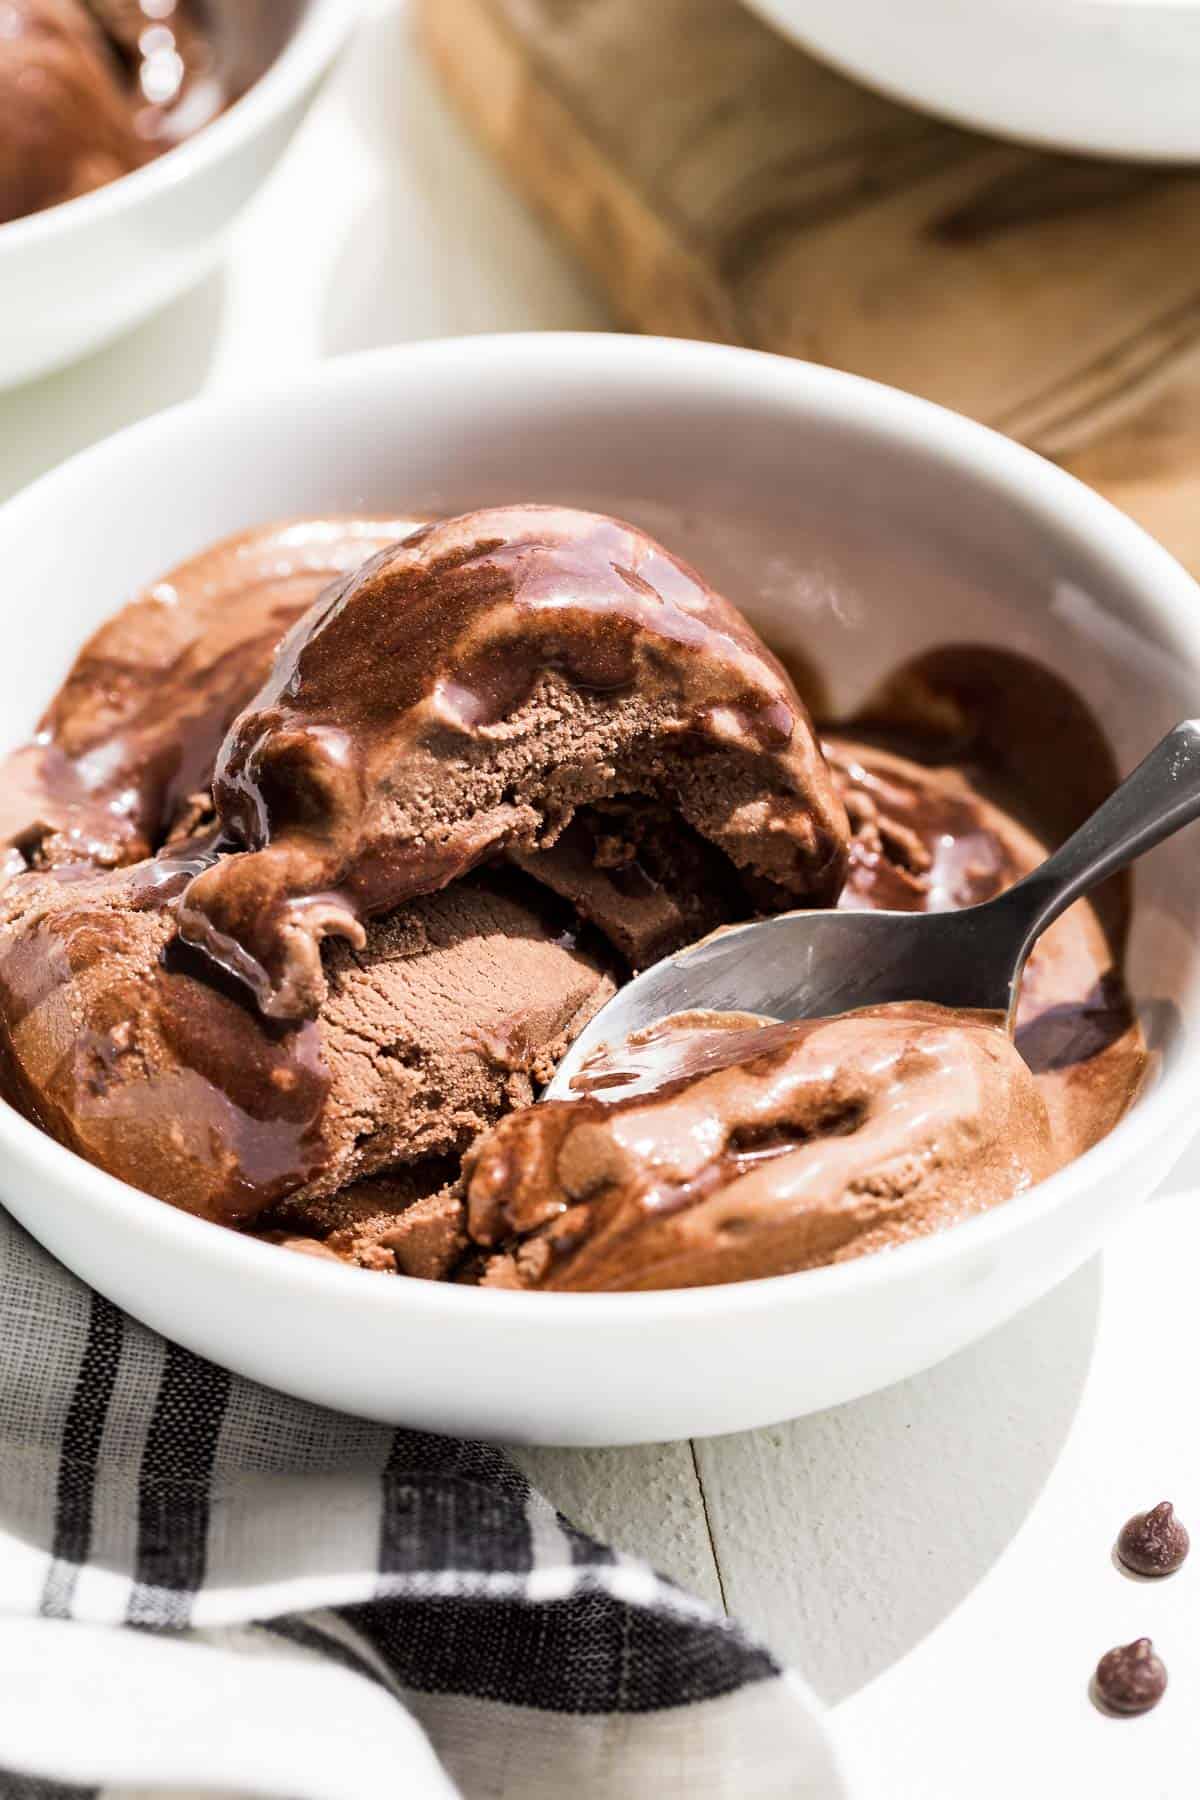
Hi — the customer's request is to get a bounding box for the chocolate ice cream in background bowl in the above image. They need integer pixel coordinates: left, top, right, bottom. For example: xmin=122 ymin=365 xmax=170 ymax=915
xmin=0 ymin=334 xmax=1196 ymax=1444
xmin=0 ymin=0 xmax=349 ymax=386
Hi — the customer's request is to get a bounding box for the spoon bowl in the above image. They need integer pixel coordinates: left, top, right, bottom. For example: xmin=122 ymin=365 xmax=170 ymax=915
xmin=544 ymin=907 xmax=1000 ymax=1101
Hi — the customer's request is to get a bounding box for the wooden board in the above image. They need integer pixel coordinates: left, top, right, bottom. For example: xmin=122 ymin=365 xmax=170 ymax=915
xmin=415 ymin=0 xmax=1200 ymax=577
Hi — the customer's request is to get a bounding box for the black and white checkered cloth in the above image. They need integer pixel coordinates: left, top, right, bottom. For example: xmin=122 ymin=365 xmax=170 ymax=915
xmin=0 ymin=1213 xmax=842 ymax=1798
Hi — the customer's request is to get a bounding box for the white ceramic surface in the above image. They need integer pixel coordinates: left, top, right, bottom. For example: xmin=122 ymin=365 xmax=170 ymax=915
xmin=0 ymin=0 xmax=351 ymax=389
xmin=742 ymin=0 xmax=1200 ymax=161
xmin=0 ymin=332 xmax=1197 ymax=1445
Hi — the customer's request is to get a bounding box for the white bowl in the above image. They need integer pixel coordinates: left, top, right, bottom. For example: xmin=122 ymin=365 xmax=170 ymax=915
xmin=0 ymin=334 xmax=1197 ymax=1445
xmin=742 ymin=0 xmax=1200 ymax=162
xmin=0 ymin=0 xmax=351 ymax=388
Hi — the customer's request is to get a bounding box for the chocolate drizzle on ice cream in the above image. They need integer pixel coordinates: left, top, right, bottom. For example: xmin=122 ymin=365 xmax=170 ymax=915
xmin=176 ymin=507 xmax=847 ymax=1019
xmin=0 ymin=519 xmax=420 ymax=875
xmin=461 ymin=1003 xmax=1054 ymax=1290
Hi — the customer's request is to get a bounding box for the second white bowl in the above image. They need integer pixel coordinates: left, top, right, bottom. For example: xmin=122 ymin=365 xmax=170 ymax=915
xmin=743 ymin=0 xmax=1200 ymax=162
xmin=0 ymin=0 xmax=351 ymax=388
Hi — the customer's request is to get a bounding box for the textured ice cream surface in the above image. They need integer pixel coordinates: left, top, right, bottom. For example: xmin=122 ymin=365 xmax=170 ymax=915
xmin=0 ymin=504 xmax=1148 ymax=1293
xmin=0 ymin=856 xmax=613 ymax=1224
xmin=460 ymin=1004 xmax=1056 ymax=1292
xmin=269 ymin=735 xmax=1143 ymax=1287
xmin=177 ymin=506 xmax=849 ymax=1019
xmin=449 ymin=729 xmax=1144 ymax=1293
xmin=0 ymin=519 xmax=418 ymax=878
xmin=0 ymin=0 xmax=225 ymax=226
xmin=260 ymin=1161 xmax=466 ymax=1278
xmin=508 ymin=798 xmax=753 ymax=970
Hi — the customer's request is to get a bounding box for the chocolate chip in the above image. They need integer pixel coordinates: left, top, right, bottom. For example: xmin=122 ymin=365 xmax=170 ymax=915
xmin=1093 ymin=1638 xmax=1167 ymax=1715
xmin=1117 ymin=1502 xmax=1190 ymax=1577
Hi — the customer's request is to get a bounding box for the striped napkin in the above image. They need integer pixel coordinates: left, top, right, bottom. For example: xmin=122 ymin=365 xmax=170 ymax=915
xmin=0 ymin=1211 xmax=842 ymax=1798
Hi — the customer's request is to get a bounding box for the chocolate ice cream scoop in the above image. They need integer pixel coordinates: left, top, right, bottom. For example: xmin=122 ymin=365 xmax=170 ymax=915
xmin=0 ymin=0 xmax=223 ymax=225
xmin=0 ymin=518 xmax=418 ymax=879
xmin=462 ymin=1003 xmax=1056 ymax=1291
xmin=0 ymin=0 xmax=143 ymax=223
xmin=177 ymin=506 xmax=849 ymax=1019
xmin=0 ymin=854 xmax=613 ymax=1224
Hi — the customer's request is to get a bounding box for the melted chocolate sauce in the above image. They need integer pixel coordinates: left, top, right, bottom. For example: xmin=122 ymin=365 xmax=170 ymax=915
xmin=0 ymin=515 xmax=1147 ymax=1256
xmin=181 ymin=507 xmax=842 ymax=1019
xmin=0 ymin=520 xmax=415 ymax=877
xmin=825 ymin=742 xmax=1017 ymax=913
xmin=0 ymin=857 xmax=331 ymax=1224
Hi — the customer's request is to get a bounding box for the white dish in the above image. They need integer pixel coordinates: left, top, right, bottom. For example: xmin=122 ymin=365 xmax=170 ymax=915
xmin=0 ymin=0 xmax=351 ymax=389
xmin=0 ymin=333 xmax=1197 ymax=1445
xmin=742 ymin=0 xmax=1200 ymax=162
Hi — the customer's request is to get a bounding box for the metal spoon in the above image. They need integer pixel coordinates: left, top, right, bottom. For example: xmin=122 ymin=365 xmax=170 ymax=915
xmin=544 ymin=719 xmax=1200 ymax=1101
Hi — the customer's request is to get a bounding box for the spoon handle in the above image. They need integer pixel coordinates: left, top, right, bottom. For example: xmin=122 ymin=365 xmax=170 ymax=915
xmin=996 ymin=718 xmax=1200 ymax=958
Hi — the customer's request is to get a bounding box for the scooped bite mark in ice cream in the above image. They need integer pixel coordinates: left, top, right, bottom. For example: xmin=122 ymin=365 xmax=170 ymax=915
xmin=177 ymin=507 xmax=850 ymax=1020
xmin=462 ymin=1003 xmax=1057 ymax=1291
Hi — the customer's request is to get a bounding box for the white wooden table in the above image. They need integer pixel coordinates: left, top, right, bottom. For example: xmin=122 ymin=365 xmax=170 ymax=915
xmin=3 ymin=9 xmax=1198 ymax=1794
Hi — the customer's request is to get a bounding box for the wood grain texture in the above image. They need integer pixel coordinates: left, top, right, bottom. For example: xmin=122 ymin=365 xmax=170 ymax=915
xmin=415 ymin=0 xmax=1200 ymax=498
xmin=1056 ymin=339 xmax=1200 ymax=579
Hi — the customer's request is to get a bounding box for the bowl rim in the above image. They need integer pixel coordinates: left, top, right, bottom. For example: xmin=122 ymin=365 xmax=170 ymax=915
xmin=749 ymin=0 xmax=1200 ymax=22
xmin=0 ymin=0 xmax=355 ymax=256
xmin=1 ymin=329 xmax=1197 ymax=1325
xmin=741 ymin=0 xmax=1200 ymax=165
